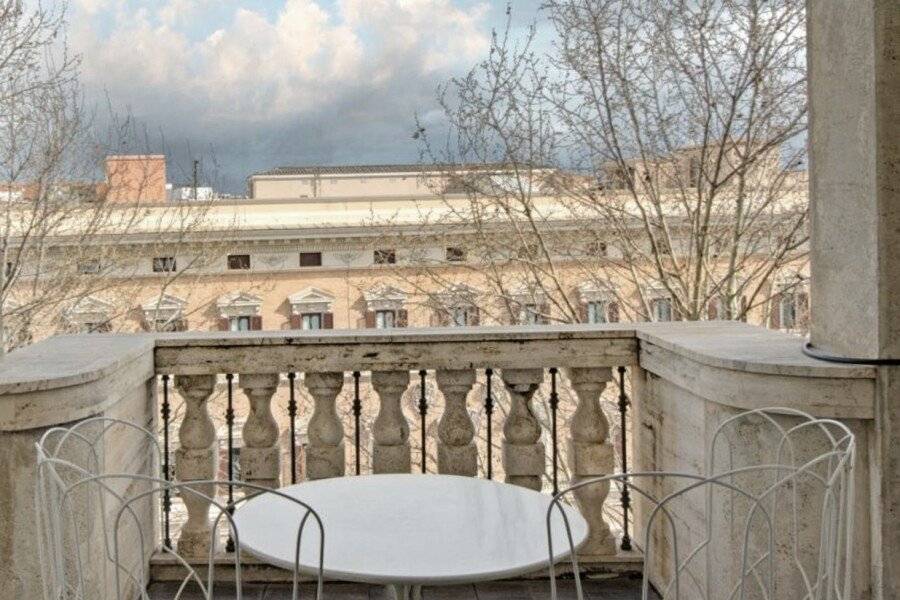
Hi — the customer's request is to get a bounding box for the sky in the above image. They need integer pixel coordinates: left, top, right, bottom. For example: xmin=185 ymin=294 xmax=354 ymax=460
xmin=68 ymin=0 xmax=545 ymax=193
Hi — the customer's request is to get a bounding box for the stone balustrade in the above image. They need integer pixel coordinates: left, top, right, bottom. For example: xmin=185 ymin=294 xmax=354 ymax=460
xmin=0 ymin=322 xmax=879 ymax=598
xmin=151 ymin=327 xmax=640 ymax=560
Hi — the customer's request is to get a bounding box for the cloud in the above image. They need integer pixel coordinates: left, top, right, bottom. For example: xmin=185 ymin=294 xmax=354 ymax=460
xmin=69 ymin=0 xmax=492 ymax=190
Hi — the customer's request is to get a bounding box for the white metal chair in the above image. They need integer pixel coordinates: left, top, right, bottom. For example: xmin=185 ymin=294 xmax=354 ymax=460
xmin=34 ymin=417 xmax=326 ymax=600
xmin=547 ymin=407 xmax=856 ymax=600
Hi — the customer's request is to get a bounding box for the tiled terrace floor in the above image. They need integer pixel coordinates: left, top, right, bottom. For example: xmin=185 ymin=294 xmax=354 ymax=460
xmin=148 ymin=576 xmax=655 ymax=599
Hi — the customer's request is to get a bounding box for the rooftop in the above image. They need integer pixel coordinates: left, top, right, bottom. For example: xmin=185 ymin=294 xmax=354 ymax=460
xmin=251 ymin=163 xmax=552 ymax=177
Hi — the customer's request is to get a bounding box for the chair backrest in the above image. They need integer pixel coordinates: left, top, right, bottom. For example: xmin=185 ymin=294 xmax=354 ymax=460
xmin=35 ymin=417 xmax=325 ymax=600
xmin=547 ymin=407 xmax=856 ymax=600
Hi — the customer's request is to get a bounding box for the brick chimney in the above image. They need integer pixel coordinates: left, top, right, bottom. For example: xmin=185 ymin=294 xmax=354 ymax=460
xmin=105 ymin=155 xmax=167 ymax=203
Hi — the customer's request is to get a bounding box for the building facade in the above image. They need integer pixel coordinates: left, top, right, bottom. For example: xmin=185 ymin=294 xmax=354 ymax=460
xmin=7 ymin=157 xmax=810 ymax=345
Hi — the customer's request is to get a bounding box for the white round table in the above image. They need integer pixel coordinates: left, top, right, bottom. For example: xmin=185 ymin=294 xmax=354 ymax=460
xmin=233 ymin=474 xmax=588 ymax=599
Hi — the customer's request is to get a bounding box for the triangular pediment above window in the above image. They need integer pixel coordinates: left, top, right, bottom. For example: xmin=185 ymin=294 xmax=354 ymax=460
xmin=435 ymin=283 xmax=480 ymax=306
xmin=289 ymin=287 xmax=335 ymax=315
xmin=142 ymin=293 xmax=187 ymax=321
xmin=576 ymin=281 xmax=615 ymax=303
xmin=141 ymin=293 xmax=187 ymax=312
xmin=216 ymin=291 xmax=263 ymax=318
xmin=68 ymin=296 xmax=115 ymax=322
xmin=364 ymin=284 xmax=406 ymax=311
xmin=507 ymin=283 xmax=547 ymax=305
xmin=288 ymin=287 xmax=335 ymax=306
xmin=644 ymin=285 xmax=671 ymax=300
xmin=217 ymin=291 xmax=262 ymax=307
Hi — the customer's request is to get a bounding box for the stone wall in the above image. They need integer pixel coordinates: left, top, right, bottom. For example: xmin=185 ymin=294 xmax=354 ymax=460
xmin=0 ymin=335 xmax=157 ymax=599
xmin=632 ymin=328 xmax=876 ymax=599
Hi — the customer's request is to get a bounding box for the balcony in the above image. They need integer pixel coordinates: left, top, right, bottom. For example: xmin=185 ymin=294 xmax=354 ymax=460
xmin=0 ymin=322 xmax=876 ymax=598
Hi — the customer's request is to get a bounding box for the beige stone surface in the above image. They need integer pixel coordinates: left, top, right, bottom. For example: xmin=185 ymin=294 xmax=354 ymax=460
xmin=0 ymin=321 xmax=882 ymax=596
xmin=633 ymin=369 xmax=874 ymax=599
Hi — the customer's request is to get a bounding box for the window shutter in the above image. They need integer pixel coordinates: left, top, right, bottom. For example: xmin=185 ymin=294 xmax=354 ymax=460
xmin=323 ymin=312 xmax=334 ymax=329
xmin=174 ymin=319 xmax=187 ymax=332
xmin=290 ymin=314 xmax=302 ymax=329
xmin=217 ymin=317 xmax=230 ymax=331
xmin=469 ymin=307 xmax=480 ymax=326
xmin=396 ymin=309 xmax=409 ymax=328
xmin=364 ymin=311 xmax=376 ymax=328
xmin=770 ymin=294 xmax=782 ymax=329
xmin=578 ymin=302 xmax=589 ymax=323
xmin=707 ymin=298 xmax=719 ymax=320
xmin=608 ymin=301 xmax=620 ymax=323
xmin=250 ymin=316 xmax=263 ymax=331
xmin=140 ymin=318 xmax=152 ymax=332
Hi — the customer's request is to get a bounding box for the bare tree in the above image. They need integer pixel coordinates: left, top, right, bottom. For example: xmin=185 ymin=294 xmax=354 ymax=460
xmin=0 ymin=1 xmax=249 ymax=350
xmin=406 ymin=0 xmax=809 ymax=328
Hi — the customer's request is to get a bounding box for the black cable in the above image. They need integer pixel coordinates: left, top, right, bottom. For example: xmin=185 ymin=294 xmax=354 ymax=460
xmin=802 ymin=341 xmax=900 ymax=366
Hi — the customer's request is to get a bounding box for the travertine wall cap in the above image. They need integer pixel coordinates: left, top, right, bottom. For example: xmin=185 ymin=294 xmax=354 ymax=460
xmin=0 ymin=333 xmax=153 ymax=394
xmin=633 ymin=322 xmax=875 ymax=379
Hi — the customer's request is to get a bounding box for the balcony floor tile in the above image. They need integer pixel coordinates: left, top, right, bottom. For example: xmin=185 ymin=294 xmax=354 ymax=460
xmin=147 ymin=577 xmax=653 ymax=600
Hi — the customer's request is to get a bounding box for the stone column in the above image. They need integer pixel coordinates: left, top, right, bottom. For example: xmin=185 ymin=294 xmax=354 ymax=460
xmin=435 ymin=369 xmax=477 ymax=476
xmin=304 ymin=372 xmax=346 ymax=480
xmin=807 ymin=3 xmax=899 ymax=597
xmin=371 ymin=371 xmax=412 ymax=473
xmin=501 ymin=369 xmax=545 ymax=490
xmin=566 ymin=367 xmax=615 ymax=555
xmin=174 ymin=374 xmax=218 ymax=557
xmin=239 ymin=373 xmax=281 ymax=489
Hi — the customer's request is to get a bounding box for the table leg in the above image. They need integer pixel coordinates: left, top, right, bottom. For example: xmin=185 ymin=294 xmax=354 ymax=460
xmin=388 ymin=584 xmax=423 ymax=600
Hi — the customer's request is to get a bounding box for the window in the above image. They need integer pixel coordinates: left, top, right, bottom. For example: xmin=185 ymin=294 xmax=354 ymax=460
xmin=152 ymin=256 xmax=176 ymax=273
xmin=688 ymin=157 xmax=701 ymax=187
xmin=299 ymin=252 xmax=322 ymax=267
xmin=374 ymin=249 xmax=396 ymax=265
xmin=452 ymin=307 xmax=472 ymax=327
xmin=301 ymin=313 xmax=322 ymax=330
xmin=446 ymin=247 xmax=466 ymax=262
xmin=230 ymin=316 xmax=252 ymax=331
xmin=586 ymin=301 xmax=608 ymax=324
xmin=779 ymin=292 xmax=797 ymax=329
xmin=80 ymin=321 xmax=111 ymax=333
xmin=227 ymin=254 xmax=251 ymax=270
xmin=375 ymin=310 xmax=396 ymax=329
xmin=522 ymin=304 xmax=540 ymax=325
xmin=587 ymin=241 xmax=607 ymax=257
xmin=77 ymin=260 xmax=101 ymax=275
xmin=651 ymin=298 xmax=673 ymax=322
xmin=154 ymin=319 xmax=186 ymax=332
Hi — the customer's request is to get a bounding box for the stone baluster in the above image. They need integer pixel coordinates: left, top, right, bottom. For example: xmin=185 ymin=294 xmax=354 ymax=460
xmin=304 ymin=372 xmax=346 ymax=479
xmin=371 ymin=371 xmax=411 ymax=473
xmin=566 ymin=367 xmax=615 ymax=555
xmin=501 ymin=369 xmax=545 ymax=490
xmin=435 ymin=369 xmax=477 ymax=476
xmin=174 ymin=374 xmax=218 ymax=557
xmin=239 ymin=373 xmax=281 ymax=489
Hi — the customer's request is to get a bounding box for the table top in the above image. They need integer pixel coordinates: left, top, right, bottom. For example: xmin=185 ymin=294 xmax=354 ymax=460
xmin=233 ymin=474 xmax=589 ymax=585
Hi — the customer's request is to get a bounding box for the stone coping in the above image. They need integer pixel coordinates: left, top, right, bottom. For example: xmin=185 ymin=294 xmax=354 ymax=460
xmin=0 ymin=323 xmax=874 ymax=429
xmin=152 ymin=323 xmax=639 ymax=346
xmin=634 ymin=322 xmax=875 ymax=379
xmin=0 ymin=334 xmax=155 ymax=395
